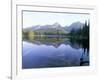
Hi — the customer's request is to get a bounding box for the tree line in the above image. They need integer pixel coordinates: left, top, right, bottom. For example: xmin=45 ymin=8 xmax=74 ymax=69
xmin=70 ymin=20 xmax=89 ymax=39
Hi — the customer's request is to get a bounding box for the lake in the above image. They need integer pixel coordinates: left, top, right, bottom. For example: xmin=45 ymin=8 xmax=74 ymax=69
xmin=22 ymin=36 xmax=89 ymax=69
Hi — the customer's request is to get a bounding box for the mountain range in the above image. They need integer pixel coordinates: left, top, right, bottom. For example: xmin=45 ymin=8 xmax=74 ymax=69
xmin=64 ymin=22 xmax=84 ymax=32
xmin=23 ymin=22 xmax=84 ymax=32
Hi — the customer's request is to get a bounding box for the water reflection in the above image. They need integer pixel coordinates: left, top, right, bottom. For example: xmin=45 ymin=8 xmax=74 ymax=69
xmin=22 ymin=36 xmax=89 ymax=69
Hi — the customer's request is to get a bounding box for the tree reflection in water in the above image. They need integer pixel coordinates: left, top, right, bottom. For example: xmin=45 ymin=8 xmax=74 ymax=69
xmin=69 ymin=37 xmax=89 ymax=66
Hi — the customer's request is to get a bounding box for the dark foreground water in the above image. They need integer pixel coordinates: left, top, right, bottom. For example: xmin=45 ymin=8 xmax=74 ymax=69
xmin=22 ymin=37 xmax=89 ymax=69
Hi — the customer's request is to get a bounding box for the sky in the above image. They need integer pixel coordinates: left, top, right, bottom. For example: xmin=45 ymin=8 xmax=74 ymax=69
xmin=23 ymin=11 xmax=90 ymax=28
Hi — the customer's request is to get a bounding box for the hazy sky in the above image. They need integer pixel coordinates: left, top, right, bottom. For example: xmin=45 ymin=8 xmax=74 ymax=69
xmin=23 ymin=11 xmax=90 ymax=28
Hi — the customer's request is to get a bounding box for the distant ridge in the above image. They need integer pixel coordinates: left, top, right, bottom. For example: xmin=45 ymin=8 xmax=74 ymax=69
xmin=23 ymin=22 xmax=84 ymax=32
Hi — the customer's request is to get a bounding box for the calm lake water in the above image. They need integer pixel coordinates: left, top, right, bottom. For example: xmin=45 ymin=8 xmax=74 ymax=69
xmin=22 ymin=36 xmax=89 ymax=69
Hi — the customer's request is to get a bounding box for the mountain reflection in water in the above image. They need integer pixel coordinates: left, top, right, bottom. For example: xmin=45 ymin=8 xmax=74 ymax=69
xmin=22 ymin=36 xmax=89 ymax=69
